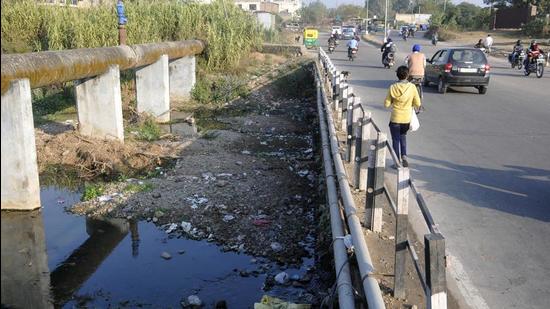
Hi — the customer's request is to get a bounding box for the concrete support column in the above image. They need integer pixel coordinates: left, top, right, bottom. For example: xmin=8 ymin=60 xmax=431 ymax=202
xmin=169 ymin=56 xmax=196 ymax=101
xmin=1 ymin=79 xmax=41 ymax=210
xmin=136 ymin=55 xmax=170 ymax=122
xmin=76 ymin=65 xmax=124 ymax=142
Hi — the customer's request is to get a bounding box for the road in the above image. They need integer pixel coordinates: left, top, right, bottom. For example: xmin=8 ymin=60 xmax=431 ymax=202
xmin=322 ymin=31 xmax=550 ymax=309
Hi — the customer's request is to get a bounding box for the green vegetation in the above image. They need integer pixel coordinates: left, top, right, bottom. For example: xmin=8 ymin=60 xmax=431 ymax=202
xmin=1 ymin=0 xmax=263 ymax=71
xmin=81 ymin=183 xmax=105 ymax=201
xmin=132 ymin=116 xmax=162 ymax=141
xmin=191 ymin=74 xmax=249 ymax=105
xmin=32 ymin=84 xmax=76 ymax=124
xmin=123 ymin=182 xmax=154 ymax=193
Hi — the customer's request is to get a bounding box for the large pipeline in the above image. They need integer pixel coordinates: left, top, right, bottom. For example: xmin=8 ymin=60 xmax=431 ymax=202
xmin=1 ymin=40 xmax=205 ymax=94
xmin=316 ymin=72 xmax=356 ymax=308
xmin=316 ymin=58 xmax=386 ymax=309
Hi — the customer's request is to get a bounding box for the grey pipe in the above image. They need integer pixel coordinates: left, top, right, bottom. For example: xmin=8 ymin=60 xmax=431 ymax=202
xmin=316 ymin=70 xmax=356 ymax=309
xmin=316 ymin=59 xmax=386 ymax=309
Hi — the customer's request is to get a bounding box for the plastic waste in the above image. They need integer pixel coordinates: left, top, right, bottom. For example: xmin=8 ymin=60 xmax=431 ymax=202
xmin=254 ymin=295 xmax=310 ymax=309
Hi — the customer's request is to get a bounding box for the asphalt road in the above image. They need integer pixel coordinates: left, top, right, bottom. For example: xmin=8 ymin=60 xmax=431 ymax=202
xmin=322 ymin=31 xmax=550 ymax=309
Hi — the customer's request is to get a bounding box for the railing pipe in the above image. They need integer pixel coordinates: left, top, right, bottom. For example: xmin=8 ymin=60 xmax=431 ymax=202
xmin=316 ymin=68 xmax=356 ymax=309
xmin=317 ymin=63 xmax=386 ymax=309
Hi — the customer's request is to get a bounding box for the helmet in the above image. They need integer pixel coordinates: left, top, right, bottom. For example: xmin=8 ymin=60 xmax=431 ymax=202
xmin=516 ymin=40 xmax=521 ymax=45
xmin=412 ymin=44 xmax=421 ymax=52
xmin=387 ymin=38 xmax=392 ymax=43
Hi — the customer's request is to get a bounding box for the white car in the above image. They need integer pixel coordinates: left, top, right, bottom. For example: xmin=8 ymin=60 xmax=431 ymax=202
xmin=331 ymin=26 xmax=342 ymax=37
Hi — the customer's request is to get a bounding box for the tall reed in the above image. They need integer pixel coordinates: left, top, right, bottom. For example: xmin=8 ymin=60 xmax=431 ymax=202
xmin=1 ymin=0 xmax=263 ymax=70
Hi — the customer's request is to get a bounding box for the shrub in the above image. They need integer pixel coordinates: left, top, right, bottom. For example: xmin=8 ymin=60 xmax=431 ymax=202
xmin=135 ymin=116 xmax=162 ymax=141
xmin=81 ymin=183 xmax=105 ymax=201
xmin=523 ymin=19 xmax=549 ymax=37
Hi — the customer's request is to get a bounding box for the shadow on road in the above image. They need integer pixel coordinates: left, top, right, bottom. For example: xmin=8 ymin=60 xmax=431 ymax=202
xmin=408 ymin=155 xmax=550 ymax=222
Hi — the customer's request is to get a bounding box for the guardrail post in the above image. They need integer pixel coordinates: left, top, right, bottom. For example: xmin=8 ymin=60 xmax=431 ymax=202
xmin=337 ymin=83 xmax=348 ymax=125
xmin=332 ymin=71 xmax=341 ymax=103
xmin=394 ymin=167 xmax=410 ymax=299
xmin=349 ymin=97 xmax=362 ymax=166
xmin=345 ymin=96 xmax=355 ymax=163
xmin=425 ymin=233 xmax=447 ymax=309
xmin=365 ymin=132 xmax=386 ymax=232
xmin=136 ymin=54 xmax=170 ymax=122
xmin=337 ymin=81 xmax=345 ymax=112
xmin=359 ymin=111 xmax=372 ymax=190
xmin=342 ymin=87 xmax=353 ymax=131
xmin=169 ymin=55 xmax=195 ymax=101
xmin=1 ymin=79 xmax=41 ymax=210
xmin=76 ymin=65 xmax=124 ymax=141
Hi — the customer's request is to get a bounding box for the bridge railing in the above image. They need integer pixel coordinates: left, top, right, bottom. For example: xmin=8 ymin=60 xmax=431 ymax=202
xmin=1 ymin=40 xmax=204 ymax=210
xmin=318 ymin=47 xmax=448 ymax=309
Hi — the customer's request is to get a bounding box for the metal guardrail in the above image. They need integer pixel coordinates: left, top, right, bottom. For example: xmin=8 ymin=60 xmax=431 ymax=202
xmin=1 ymin=40 xmax=205 ymax=94
xmin=318 ymin=47 xmax=448 ymax=309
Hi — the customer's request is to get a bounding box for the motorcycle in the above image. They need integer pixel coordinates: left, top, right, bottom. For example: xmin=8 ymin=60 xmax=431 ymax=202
xmin=524 ymin=53 xmax=546 ymax=78
xmin=432 ymin=37 xmax=438 ymax=46
xmin=328 ymin=43 xmax=335 ymax=54
xmin=383 ymin=52 xmax=395 ymax=68
xmin=402 ymin=32 xmax=408 ymax=41
xmin=409 ymin=77 xmax=423 ymax=99
xmin=348 ymin=48 xmax=358 ymax=61
xmin=509 ymin=50 xmax=525 ymax=70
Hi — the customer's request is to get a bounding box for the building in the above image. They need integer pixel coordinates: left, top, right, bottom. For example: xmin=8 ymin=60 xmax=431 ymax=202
xmin=272 ymin=0 xmax=301 ymax=16
xmin=395 ymin=13 xmax=432 ymax=25
xmin=234 ymin=0 xmax=278 ymax=14
xmin=255 ymin=11 xmax=276 ymax=29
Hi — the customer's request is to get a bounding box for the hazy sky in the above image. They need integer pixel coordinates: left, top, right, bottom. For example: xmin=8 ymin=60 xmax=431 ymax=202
xmin=303 ymin=0 xmax=487 ymax=9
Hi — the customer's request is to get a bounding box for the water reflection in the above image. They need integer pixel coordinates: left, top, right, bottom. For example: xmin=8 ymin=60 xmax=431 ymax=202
xmin=1 ymin=210 xmax=53 ymax=309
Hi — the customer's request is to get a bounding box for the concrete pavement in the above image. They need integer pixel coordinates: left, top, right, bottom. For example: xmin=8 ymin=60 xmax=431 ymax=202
xmin=323 ymin=31 xmax=550 ymax=309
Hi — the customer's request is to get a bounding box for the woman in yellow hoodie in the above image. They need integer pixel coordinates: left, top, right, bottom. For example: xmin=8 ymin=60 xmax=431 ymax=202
xmin=384 ymin=66 xmax=422 ymax=167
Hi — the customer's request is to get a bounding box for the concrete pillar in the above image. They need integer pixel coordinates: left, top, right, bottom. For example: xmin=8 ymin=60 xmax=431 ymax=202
xmin=76 ymin=65 xmax=124 ymax=142
xmin=169 ymin=56 xmax=196 ymax=101
xmin=136 ymin=55 xmax=170 ymax=122
xmin=1 ymin=79 xmax=41 ymax=210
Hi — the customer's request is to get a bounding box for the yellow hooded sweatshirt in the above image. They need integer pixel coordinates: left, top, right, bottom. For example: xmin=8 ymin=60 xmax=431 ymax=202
xmin=384 ymin=80 xmax=421 ymax=124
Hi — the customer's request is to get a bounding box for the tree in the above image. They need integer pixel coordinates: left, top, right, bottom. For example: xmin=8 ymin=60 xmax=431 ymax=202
xmin=393 ymin=0 xmax=411 ymax=13
xmin=299 ymin=1 xmax=328 ymax=25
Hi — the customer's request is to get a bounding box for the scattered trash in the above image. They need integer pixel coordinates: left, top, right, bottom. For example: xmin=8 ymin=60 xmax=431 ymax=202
xmin=178 ymin=250 xmax=186 ymax=255
xmin=343 ymin=234 xmax=354 ymax=252
xmin=160 ymin=252 xmax=172 ymax=260
xmin=254 ymin=295 xmax=310 ymax=309
xmin=186 ymin=195 xmax=209 ymax=209
xmin=222 ymin=215 xmax=235 ymax=222
xmin=57 ymin=198 xmax=65 ymax=204
xmin=187 ymin=295 xmax=202 ymax=306
xmin=152 ymin=217 xmax=159 ymax=223
xmin=290 ymin=274 xmax=300 ymax=281
xmin=297 ymin=170 xmax=309 ymax=177
xmin=241 ymin=150 xmax=251 ymax=155
xmin=216 ymin=173 xmax=233 ymax=178
xmin=166 ymin=223 xmax=178 ymax=234
xmin=270 ymin=242 xmax=283 ymax=252
xmin=216 ymin=180 xmax=228 ymax=187
xmin=274 ymin=272 xmax=289 ymax=284
xmin=388 ymin=235 xmax=395 ymax=240
xmin=235 ymin=161 xmax=243 ymax=166
xmin=154 ymin=210 xmax=165 ymax=218
xmin=303 ymin=148 xmax=313 ymax=154
xmin=181 ymin=221 xmax=192 ymax=233
xmin=260 ymin=141 xmax=268 ymax=145
xmin=98 ymin=195 xmax=112 ymax=203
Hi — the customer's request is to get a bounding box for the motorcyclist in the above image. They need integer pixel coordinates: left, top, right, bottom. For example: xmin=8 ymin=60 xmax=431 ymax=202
xmin=381 ymin=38 xmax=395 ymax=64
xmin=328 ymin=35 xmax=337 ymax=46
xmin=405 ymin=44 xmax=426 ymax=82
xmin=347 ymin=36 xmax=359 ymax=58
xmin=401 ymin=27 xmax=408 ymax=39
xmin=510 ymin=40 xmax=524 ymax=63
xmin=524 ymin=40 xmax=544 ymax=72
xmin=474 ymin=39 xmax=483 ymax=49
xmin=431 ymin=31 xmax=438 ymax=45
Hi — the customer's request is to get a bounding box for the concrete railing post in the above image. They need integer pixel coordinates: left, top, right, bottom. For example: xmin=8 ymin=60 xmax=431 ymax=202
xmin=359 ymin=111 xmax=372 ymax=190
xmin=345 ymin=96 xmax=355 ymax=163
xmin=349 ymin=97 xmax=362 ymax=165
xmin=394 ymin=167 xmax=410 ymax=299
xmin=332 ymin=71 xmax=341 ymax=103
xmin=342 ymin=87 xmax=353 ymax=132
xmin=76 ymin=65 xmax=124 ymax=141
xmin=1 ymin=79 xmax=41 ymax=210
xmin=337 ymin=83 xmax=348 ymax=125
xmin=169 ymin=55 xmax=195 ymax=101
xmin=365 ymin=132 xmax=386 ymax=232
xmin=425 ymin=233 xmax=447 ymax=309
xmin=136 ymin=54 xmax=170 ymax=122
xmin=337 ymin=81 xmax=345 ymax=113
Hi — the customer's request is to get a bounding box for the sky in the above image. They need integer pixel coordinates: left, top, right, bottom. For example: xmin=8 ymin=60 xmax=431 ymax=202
xmin=303 ymin=0 xmax=487 ymax=9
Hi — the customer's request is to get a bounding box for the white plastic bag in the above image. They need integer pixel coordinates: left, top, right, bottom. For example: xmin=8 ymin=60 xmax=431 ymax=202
xmin=410 ymin=108 xmax=420 ymax=132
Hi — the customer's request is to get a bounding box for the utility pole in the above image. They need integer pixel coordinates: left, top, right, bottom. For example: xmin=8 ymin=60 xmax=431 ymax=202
xmin=384 ymin=0 xmax=388 ymax=42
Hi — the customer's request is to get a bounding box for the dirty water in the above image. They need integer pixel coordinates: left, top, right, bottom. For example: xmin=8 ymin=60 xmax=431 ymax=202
xmin=1 ymin=187 xmax=320 ymax=308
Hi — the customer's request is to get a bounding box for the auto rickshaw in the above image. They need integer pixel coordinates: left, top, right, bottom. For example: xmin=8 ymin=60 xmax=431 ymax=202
xmin=303 ymin=28 xmax=319 ymax=49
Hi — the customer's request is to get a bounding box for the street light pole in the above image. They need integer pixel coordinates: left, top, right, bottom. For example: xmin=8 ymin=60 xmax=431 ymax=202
xmin=384 ymin=0 xmax=388 ymax=42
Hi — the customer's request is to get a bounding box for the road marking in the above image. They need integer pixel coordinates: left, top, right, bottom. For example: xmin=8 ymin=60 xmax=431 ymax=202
xmin=448 ymin=252 xmax=491 ymax=309
xmin=463 ymin=180 xmax=528 ymax=197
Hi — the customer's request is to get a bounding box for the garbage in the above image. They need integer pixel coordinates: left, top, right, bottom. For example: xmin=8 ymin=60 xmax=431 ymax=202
xmin=297 ymin=170 xmax=309 ymax=177
xmin=241 ymin=150 xmax=251 ymax=155
xmin=274 ymin=271 xmax=289 ymax=284
xmin=187 ymin=295 xmax=202 ymax=306
xmin=303 ymin=148 xmax=313 ymax=154
xmin=186 ymin=195 xmax=209 ymax=209
xmin=270 ymin=242 xmax=283 ymax=252
xmin=160 ymin=252 xmax=172 ymax=260
xmin=254 ymin=295 xmax=310 ymax=309
xmin=216 ymin=173 xmax=233 ymax=178
xmin=290 ymin=274 xmax=301 ymax=281
xmin=181 ymin=221 xmax=192 ymax=233
xmin=98 ymin=195 xmax=113 ymax=203
xmin=343 ymin=234 xmax=354 ymax=252
xmin=222 ymin=215 xmax=235 ymax=222
xmin=166 ymin=223 xmax=178 ymax=234
xmin=253 ymin=219 xmax=271 ymax=227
